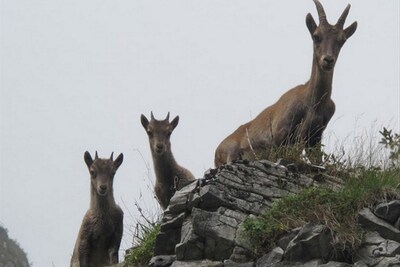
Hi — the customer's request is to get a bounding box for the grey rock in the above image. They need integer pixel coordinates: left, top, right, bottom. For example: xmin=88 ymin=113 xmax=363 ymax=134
xmin=363 ymin=231 xmax=386 ymax=245
xmin=284 ymin=224 xmax=333 ymax=262
xmin=0 ymin=226 xmax=30 ymax=267
xmin=175 ymin=217 xmax=204 ymax=260
xmin=147 ymin=159 xmax=367 ymax=266
xmin=149 ymin=255 xmax=176 ymax=267
xmin=154 ymin=228 xmax=181 ymax=256
xmin=358 ymin=208 xmax=400 ymax=242
xmin=395 ymin=216 xmax=400 ymax=230
xmin=192 ymin=208 xmax=237 ymax=242
xmin=224 ymin=260 xmax=255 ymax=267
xmin=354 ymin=231 xmax=400 ymax=266
xmin=203 ymin=234 xmax=234 ymax=261
xmin=167 ymin=181 xmax=198 ymax=214
xmin=353 ymin=261 xmax=368 ymax=267
xmin=256 ymin=247 xmax=284 ymax=267
xmin=170 ymin=260 xmax=224 ymax=267
xmin=190 ymin=206 xmax=248 ymax=260
xmin=374 ymin=200 xmax=400 ymax=225
xmin=374 ymin=255 xmax=400 ymax=267
xmin=160 ymin=212 xmax=186 ymax=232
xmin=299 ymin=259 xmax=322 ymax=267
xmin=235 ymin=221 xmax=254 ymax=252
xmin=107 ymin=264 xmax=126 ymax=267
xmin=229 ymin=246 xmax=255 ymax=263
xmin=277 ymin=227 xmax=301 ymax=250
xmin=319 ymin=262 xmax=352 ymax=267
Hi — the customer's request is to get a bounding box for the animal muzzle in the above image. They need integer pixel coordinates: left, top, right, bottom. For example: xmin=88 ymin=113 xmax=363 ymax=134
xmin=155 ymin=144 xmax=165 ymax=154
xmin=321 ymin=56 xmax=335 ymax=71
xmin=98 ymin=185 xmax=108 ymax=196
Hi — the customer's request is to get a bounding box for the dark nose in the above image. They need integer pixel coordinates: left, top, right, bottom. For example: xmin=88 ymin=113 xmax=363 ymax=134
xmin=323 ymin=56 xmax=334 ymax=65
xmin=100 ymin=185 xmax=107 ymax=191
xmin=156 ymin=144 xmax=164 ymax=150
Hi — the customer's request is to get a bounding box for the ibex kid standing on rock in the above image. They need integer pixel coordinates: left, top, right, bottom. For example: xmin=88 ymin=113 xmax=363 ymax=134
xmin=71 ymin=151 xmax=124 ymax=267
xmin=214 ymin=0 xmax=357 ymax=167
xmin=141 ymin=112 xmax=196 ymax=210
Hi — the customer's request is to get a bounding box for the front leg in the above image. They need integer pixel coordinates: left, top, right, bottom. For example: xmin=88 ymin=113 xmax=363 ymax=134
xmin=77 ymin=222 xmax=92 ymax=267
xmin=109 ymin=210 xmax=124 ymax=264
xmin=108 ymin=248 xmax=119 ymax=264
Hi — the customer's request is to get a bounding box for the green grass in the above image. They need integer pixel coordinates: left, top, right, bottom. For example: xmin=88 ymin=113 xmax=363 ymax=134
xmin=124 ymin=224 xmax=161 ymax=266
xmin=243 ymin=168 xmax=400 ymax=256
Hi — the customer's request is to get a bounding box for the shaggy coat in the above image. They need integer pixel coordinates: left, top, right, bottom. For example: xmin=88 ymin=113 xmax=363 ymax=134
xmin=71 ymin=151 xmax=124 ymax=267
xmin=214 ymin=0 xmax=357 ymax=167
xmin=141 ymin=112 xmax=196 ymax=210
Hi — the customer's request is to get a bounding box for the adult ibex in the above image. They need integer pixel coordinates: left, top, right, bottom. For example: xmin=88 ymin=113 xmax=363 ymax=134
xmin=141 ymin=112 xmax=196 ymax=210
xmin=214 ymin=0 xmax=357 ymax=167
xmin=71 ymin=151 xmax=124 ymax=267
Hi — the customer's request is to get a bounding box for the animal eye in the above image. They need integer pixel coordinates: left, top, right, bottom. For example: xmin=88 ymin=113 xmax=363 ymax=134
xmin=147 ymin=130 xmax=153 ymax=137
xmin=167 ymin=131 xmax=172 ymax=137
xmin=90 ymin=170 xmax=97 ymax=178
xmin=313 ymin=34 xmax=322 ymax=43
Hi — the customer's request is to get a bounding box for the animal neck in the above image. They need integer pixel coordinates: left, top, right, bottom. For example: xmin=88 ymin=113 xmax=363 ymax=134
xmin=151 ymin=149 xmax=178 ymax=186
xmin=307 ymin=54 xmax=334 ymax=107
xmin=90 ymin=187 xmax=116 ymax=212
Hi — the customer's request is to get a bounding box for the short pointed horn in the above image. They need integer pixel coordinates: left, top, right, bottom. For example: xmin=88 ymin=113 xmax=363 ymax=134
xmin=313 ymin=0 xmax=327 ymax=25
xmin=151 ymin=111 xmax=155 ymax=120
xmin=95 ymin=151 xmax=99 ymax=159
xmin=110 ymin=152 xmax=114 ymax=160
xmin=336 ymin=4 xmax=351 ymax=28
xmin=165 ymin=112 xmax=170 ymax=122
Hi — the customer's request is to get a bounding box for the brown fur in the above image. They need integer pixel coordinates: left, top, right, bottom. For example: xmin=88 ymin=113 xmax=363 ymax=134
xmin=71 ymin=151 xmax=124 ymax=267
xmin=214 ymin=0 xmax=357 ymax=167
xmin=141 ymin=112 xmax=196 ymax=210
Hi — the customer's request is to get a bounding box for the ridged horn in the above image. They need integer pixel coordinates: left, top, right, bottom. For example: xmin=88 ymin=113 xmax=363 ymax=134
xmin=336 ymin=4 xmax=351 ymax=28
xmin=313 ymin=0 xmax=327 ymax=25
xmin=165 ymin=112 xmax=170 ymax=122
xmin=151 ymin=111 xmax=155 ymax=120
xmin=95 ymin=151 xmax=99 ymax=160
xmin=110 ymin=152 xmax=114 ymax=160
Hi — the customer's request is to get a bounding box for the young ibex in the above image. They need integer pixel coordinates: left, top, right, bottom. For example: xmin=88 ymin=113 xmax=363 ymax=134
xmin=70 ymin=151 xmax=124 ymax=267
xmin=141 ymin=112 xmax=196 ymax=210
xmin=214 ymin=0 xmax=357 ymax=167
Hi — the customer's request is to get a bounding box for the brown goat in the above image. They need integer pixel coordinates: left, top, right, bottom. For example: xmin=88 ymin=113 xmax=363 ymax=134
xmin=214 ymin=0 xmax=357 ymax=167
xmin=141 ymin=112 xmax=196 ymax=210
xmin=70 ymin=151 xmax=124 ymax=267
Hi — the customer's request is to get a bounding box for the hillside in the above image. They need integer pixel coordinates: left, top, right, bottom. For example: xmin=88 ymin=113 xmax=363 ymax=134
xmin=0 ymin=226 xmax=30 ymax=267
xmin=121 ymin=158 xmax=400 ymax=267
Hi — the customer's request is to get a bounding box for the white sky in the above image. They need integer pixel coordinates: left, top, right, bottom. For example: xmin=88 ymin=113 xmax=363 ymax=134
xmin=0 ymin=0 xmax=399 ymax=266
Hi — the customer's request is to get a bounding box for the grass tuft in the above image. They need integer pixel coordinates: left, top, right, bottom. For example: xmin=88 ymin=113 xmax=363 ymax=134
xmin=244 ymin=168 xmax=400 ymax=256
xmin=124 ymin=224 xmax=160 ymax=265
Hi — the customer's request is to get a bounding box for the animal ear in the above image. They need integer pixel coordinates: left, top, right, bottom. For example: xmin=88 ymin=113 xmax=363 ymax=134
xmin=114 ymin=153 xmax=124 ymax=170
xmin=141 ymin=114 xmax=149 ymax=129
xmin=84 ymin=151 xmax=93 ymax=169
xmin=171 ymin=116 xmax=179 ymax=130
xmin=306 ymin=13 xmax=317 ymax=36
xmin=344 ymin=21 xmax=357 ymax=39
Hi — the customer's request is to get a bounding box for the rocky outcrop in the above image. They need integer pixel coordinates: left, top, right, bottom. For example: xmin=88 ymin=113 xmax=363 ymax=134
xmin=123 ymin=159 xmax=400 ymax=267
xmin=150 ymin=160 xmax=348 ymax=266
xmin=0 ymin=226 xmax=30 ymax=267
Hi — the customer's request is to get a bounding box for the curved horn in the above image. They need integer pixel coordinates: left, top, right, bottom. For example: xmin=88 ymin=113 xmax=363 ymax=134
xmin=336 ymin=4 xmax=351 ymax=28
xmin=150 ymin=111 xmax=155 ymax=120
xmin=110 ymin=152 xmax=114 ymax=160
xmin=165 ymin=112 xmax=170 ymax=122
xmin=95 ymin=151 xmax=99 ymax=160
xmin=313 ymin=0 xmax=327 ymax=25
